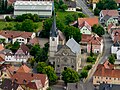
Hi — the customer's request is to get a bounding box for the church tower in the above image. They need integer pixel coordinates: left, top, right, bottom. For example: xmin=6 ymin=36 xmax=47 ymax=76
xmin=49 ymin=11 xmax=59 ymax=57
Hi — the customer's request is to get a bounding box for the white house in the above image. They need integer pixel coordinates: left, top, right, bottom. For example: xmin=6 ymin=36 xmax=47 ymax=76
xmin=78 ymin=17 xmax=98 ymax=34
xmin=5 ymin=44 xmax=31 ymax=63
xmin=99 ymin=10 xmax=119 ymax=26
xmin=65 ymin=1 xmax=76 ymax=12
xmin=79 ymin=21 xmax=92 ymax=34
xmin=0 ymin=30 xmax=36 ymax=44
xmin=14 ymin=1 xmax=53 ymax=17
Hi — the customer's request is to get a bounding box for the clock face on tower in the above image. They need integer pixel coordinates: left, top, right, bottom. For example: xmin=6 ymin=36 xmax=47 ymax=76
xmin=62 ymin=50 xmax=68 ymax=56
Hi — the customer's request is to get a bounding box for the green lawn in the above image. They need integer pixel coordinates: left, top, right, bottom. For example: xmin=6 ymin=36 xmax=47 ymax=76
xmin=56 ymin=11 xmax=78 ymax=23
xmin=0 ymin=21 xmax=43 ymax=32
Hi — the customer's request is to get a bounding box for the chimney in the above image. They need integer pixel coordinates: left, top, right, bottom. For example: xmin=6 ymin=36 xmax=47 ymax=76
xmin=31 ymin=73 xmax=34 ymax=77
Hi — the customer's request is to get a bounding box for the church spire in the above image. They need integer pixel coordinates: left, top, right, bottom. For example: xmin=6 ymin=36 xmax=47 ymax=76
xmin=50 ymin=8 xmax=58 ymax=37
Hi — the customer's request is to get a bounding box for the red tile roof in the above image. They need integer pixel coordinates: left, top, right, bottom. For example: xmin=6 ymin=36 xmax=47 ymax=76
xmin=0 ymin=44 xmax=4 ymax=51
xmin=19 ymin=43 xmax=29 ymax=54
xmin=0 ymin=56 xmax=4 ymax=62
xmin=112 ymin=29 xmax=120 ymax=43
xmin=28 ymin=38 xmax=39 ymax=45
xmin=78 ymin=17 xmax=99 ymax=27
xmin=93 ymin=61 xmax=120 ymax=78
xmin=79 ymin=21 xmax=91 ymax=30
xmin=17 ymin=64 xmax=31 ymax=73
xmin=101 ymin=10 xmax=119 ymax=17
xmin=81 ymin=34 xmax=102 ymax=45
xmin=0 ymin=30 xmax=33 ymax=39
xmin=12 ymin=72 xmax=47 ymax=87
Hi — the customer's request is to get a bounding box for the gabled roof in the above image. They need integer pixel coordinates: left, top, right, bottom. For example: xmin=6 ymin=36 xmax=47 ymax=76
xmin=17 ymin=64 xmax=31 ymax=73
xmin=93 ymin=61 xmax=120 ymax=78
xmin=101 ymin=14 xmax=111 ymax=22
xmin=28 ymin=37 xmax=39 ymax=45
xmin=0 ymin=30 xmax=33 ymax=39
xmin=81 ymin=34 xmax=102 ymax=45
xmin=79 ymin=21 xmax=91 ymax=30
xmin=20 ymin=43 xmax=29 ymax=54
xmin=66 ymin=38 xmax=80 ymax=54
xmin=0 ymin=55 xmax=4 ymax=62
xmin=78 ymin=17 xmax=98 ymax=27
xmin=12 ymin=72 xmax=47 ymax=86
xmin=101 ymin=10 xmax=119 ymax=17
xmin=0 ymin=78 xmax=21 ymax=90
xmin=112 ymin=29 xmax=120 ymax=43
xmin=64 ymin=1 xmax=76 ymax=8
xmin=0 ymin=43 xmax=4 ymax=51
xmin=88 ymin=35 xmax=102 ymax=45
xmin=58 ymin=30 xmax=65 ymax=41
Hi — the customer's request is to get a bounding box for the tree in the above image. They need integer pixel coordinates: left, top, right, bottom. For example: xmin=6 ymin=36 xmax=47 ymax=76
xmin=7 ymin=5 xmax=14 ymax=13
xmin=92 ymin=24 xmax=105 ymax=36
xmin=78 ymin=13 xmax=86 ymax=18
xmin=63 ymin=26 xmax=81 ymax=43
xmin=108 ymin=54 xmax=115 ymax=64
xmin=42 ymin=66 xmax=58 ymax=83
xmin=29 ymin=58 xmax=35 ymax=67
xmin=6 ymin=41 xmax=20 ymax=53
xmin=30 ymin=44 xmax=41 ymax=57
xmin=62 ymin=68 xmax=79 ymax=83
xmin=42 ymin=18 xmax=53 ymax=38
xmin=21 ymin=19 xmax=35 ymax=32
xmin=94 ymin=8 xmax=100 ymax=16
xmin=90 ymin=43 xmax=93 ymax=57
xmin=95 ymin=0 xmax=118 ymax=15
xmin=33 ymin=14 xmax=40 ymax=22
xmin=14 ymin=23 xmax=22 ymax=30
xmin=87 ymin=56 xmax=96 ymax=63
xmin=61 ymin=4 xmax=68 ymax=11
xmin=65 ymin=14 xmax=74 ymax=25
xmin=37 ymin=62 xmax=47 ymax=73
xmin=79 ymin=70 xmax=88 ymax=78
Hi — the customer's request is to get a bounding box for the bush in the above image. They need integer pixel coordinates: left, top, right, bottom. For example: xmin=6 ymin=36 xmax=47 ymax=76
xmin=79 ymin=70 xmax=88 ymax=78
xmin=5 ymin=16 xmax=12 ymax=22
xmin=87 ymin=56 xmax=96 ymax=63
xmin=84 ymin=65 xmax=92 ymax=70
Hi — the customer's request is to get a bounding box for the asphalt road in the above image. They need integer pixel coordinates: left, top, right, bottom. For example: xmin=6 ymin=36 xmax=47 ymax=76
xmin=76 ymin=0 xmax=94 ymax=17
xmin=99 ymin=33 xmax=113 ymax=64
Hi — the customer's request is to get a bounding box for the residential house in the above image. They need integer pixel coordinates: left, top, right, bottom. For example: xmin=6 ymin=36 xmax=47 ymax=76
xmin=64 ymin=1 xmax=76 ymax=12
xmin=99 ymin=83 xmax=120 ymax=90
xmin=14 ymin=1 xmax=53 ymax=17
xmin=67 ymin=83 xmax=81 ymax=90
xmin=5 ymin=44 xmax=31 ymax=63
xmin=111 ymin=29 xmax=120 ymax=42
xmin=0 ymin=78 xmax=24 ymax=90
xmin=78 ymin=17 xmax=99 ymax=34
xmin=49 ymin=13 xmax=81 ymax=74
xmin=0 ymin=64 xmax=31 ymax=80
xmin=11 ymin=72 xmax=49 ymax=90
xmin=93 ymin=60 xmax=120 ymax=85
xmin=0 ymin=56 xmax=5 ymax=64
xmin=0 ymin=30 xmax=36 ymax=44
xmin=111 ymin=41 xmax=120 ymax=60
xmin=80 ymin=34 xmax=103 ymax=53
xmin=99 ymin=10 xmax=119 ymax=26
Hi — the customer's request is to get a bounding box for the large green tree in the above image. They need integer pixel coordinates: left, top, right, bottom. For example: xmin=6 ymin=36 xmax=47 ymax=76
xmin=42 ymin=66 xmax=58 ymax=83
xmin=37 ymin=62 xmax=47 ymax=73
xmin=63 ymin=26 xmax=81 ymax=43
xmin=62 ymin=68 xmax=79 ymax=83
xmin=92 ymin=24 xmax=105 ymax=36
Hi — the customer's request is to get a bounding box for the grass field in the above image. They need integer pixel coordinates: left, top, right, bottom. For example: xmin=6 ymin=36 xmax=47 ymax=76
xmin=0 ymin=21 xmax=43 ymax=32
xmin=56 ymin=11 xmax=78 ymax=23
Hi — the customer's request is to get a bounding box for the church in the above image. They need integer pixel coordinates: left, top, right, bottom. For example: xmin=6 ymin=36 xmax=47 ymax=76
xmin=49 ymin=12 xmax=81 ymax=75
